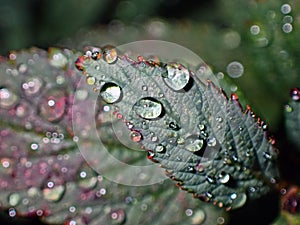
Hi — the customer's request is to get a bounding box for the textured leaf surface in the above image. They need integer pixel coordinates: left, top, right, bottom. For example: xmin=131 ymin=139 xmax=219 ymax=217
xmin=0 ymin=48 xmax=226 ymax=224
xmin=77 ymin=44 xmax=280 ymax=210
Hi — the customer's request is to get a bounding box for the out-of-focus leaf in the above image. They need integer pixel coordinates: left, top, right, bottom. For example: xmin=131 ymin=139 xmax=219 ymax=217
xmin=77 ymin=44 xmax=279 ymax=210
xmin=0 ymin=47 xmax=227 ymax=225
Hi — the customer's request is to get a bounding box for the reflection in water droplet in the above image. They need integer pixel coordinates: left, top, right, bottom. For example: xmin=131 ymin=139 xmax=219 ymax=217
xmin=226 ymin=61 xmax=244 ymax=78
xmin=155 ymin=144 xmax=165 ymax=153
xmin=0 ymin=88 xmax=18 ymax=109
xmin=100 ymin=83 xmax=122 ymax=103
xmin=163 ymin=63 xmax=190 ymax=91
xmin=22 ymin=77 xmax=43 ymax=96
xmin=8 ymin=208 xmax=16 ymax=217
xmin=43 ymin=185 xmax=65 ymax=202
xmin=282 ymin=23 xmax=293 ymax=33
xmin=86 ymin=76 xmax=96 ymax=85
xmin=250 ymin=25 xmax=260 ymax=35
xmin=169 ymin=122 xmax=180 ymax=131
xmin=130 ymin=130 xmax=142 ymax=142
xmin=103 ymin=46 xmax=118 ymax=64
xmin=49 ymin=48 xmax=68 ymax=69
xmin=133 ymin=97 xmax=163 ymax=119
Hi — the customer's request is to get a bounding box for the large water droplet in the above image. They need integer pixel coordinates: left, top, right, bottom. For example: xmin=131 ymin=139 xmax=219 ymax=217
xmin=163 ymin=63 xmax=190 ymax=91
xmin=43 ymin=184 xmax=65 ymax=202
xmin=0 ymin=87 xmax=18 ymax=109
xmin=133 ymin=97 xmax=163 ymax=119
xmin=22 ymin=77 xmax=43 ymax=96
xmin=103 ymin=45 xmax=118 ymax=64
xmin=100 ymin=83 xmax=122 ymax=103
xmin=39 ymin=89 xmax=66 ymax=122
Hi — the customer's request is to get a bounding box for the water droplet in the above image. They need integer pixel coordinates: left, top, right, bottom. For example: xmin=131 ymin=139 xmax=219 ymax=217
xmin=8 ymin=208 xmax=16 ymax=217
xmin=218 ymin=171 xmax=230 ymax=184
xmin=155 ymin=144 xmax=166 ymax=153
xmin=77 ymin=164 xmax=98 ymax=190
xmin=8 ymin=193 xmax=21 ymax=206
xmin=75 ymin=89 xmax=89 ymax=100
xmin=43 ymin=184 xmax=65 ymax=202
xmin=250 ymin=25 xmax=260 ymax=35
xmin=185 ymin=138 xmax=204 ymax=153
xmin=22 ymin=77 xmax=43 ymax=96
xmin=89 ymin=47 xmax=102 ymax=60
xmin=230 ymin=193 xmax=237 ymax=200
xmin=133 ymin=97 xmax=163 ymax=119
xmin=86 ymin=76 xmax=96 ymax=85
xmin=282 ymin=23 xmax=293 ymax=33
xmin=49 ymin=48 xmax=68 ymax=69
xmin=216 ymin=116 xmax=223 ymax=123
xmin=169 ymin=122 xmax=180 ymax=130
xmin=142 ymin=85 xmax=148 ymax=91
xmin=39 ymin=89 xmax=66 ymax=122
xmin=231 ymin=93 xmax=239 ymax=101
xmin=18 ymin=63 xmax=28 ymax=74
xmin=290 ymin=88 xmax=300 ymax=101
xmin=231 ymin=193 xmax=247 ymax=209
xmin=283 ymin=15 xmax=293 ymax=23
xmin=100 ymin=83 xmax=122 ymax=103
xmin=103 ymin=46 xmax=118 ymax=64
xmin=163 ymin=63 xmax=190 ymax=91
xmin=217 ymin=217 xmax=225 ymax=225
xmin=263 ymin=151 xmax=272 ymax=160
xmin=185 ymin=209 xmax=193 ymax=216
xmin=30 ymin=143 xmax=39 ymax=151
xmin=0 ymin=87 xmax=18 ymax=109
xmin=130 ymin=130 xmax=142 ymax=142
xmin=206 ymin=175 xmax=215 ymax=184
xmin=75 ymin=55 xmax=87 ymax=71
xmin=281 ymin=4 xmax=291 ymax=14
xmin=111 ymin=209 xmax=126 ymax=224
xmin=226 ymin=61 xmax=244 ymax=78
xmin=285 ymin=104 xmax=293 ymax=112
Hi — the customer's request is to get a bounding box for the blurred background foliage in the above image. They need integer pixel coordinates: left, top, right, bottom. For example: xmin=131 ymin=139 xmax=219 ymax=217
xmin=1 ymin=0 xmax=299 ymax=132
xmin=1 ymin=0 xmax=300 ymax=224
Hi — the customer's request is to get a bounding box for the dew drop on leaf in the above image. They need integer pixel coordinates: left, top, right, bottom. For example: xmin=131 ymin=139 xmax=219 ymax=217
xmin=130 ymin=130 xmax=142 ymax=142
xmin=86 ymin=76 xmax=97 ymax=85
xmin=231 ymin=193 xmax=247 ymax=210
xmin=103 ymin=45 xmax=118 ymax=64
xmin=133 ymin=97 xmax=163 ymax=119
xmin=155 ymin=144 xmax=166 ymax=153
xmin=110 ymin=209 xmax=126 ymax=225
xmin=163 ymin=63 xmax=190 ymax=91
xmin=185 ymin=137 xmax=204 ymax=153
xmin=48 ymin=48 xmax=68 ymax=69
xmin=77 ymin=164 xmax=98 ymax=190
xmin=22 ymin=77 xmax=43 ymax=96
xmin=8 ymin=193 xmax=21 ymax=207
xmin=0 ymin=87 xmax=18 ymax=109
xmin=218 ymin=171 xmax=230 ymax=184
xmin=100 ymin=83 xmax=122 ymax=103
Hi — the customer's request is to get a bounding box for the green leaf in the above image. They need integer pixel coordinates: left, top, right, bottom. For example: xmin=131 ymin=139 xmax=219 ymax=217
xmin=0 ymin=47 xmax=226 ymax=224
xmin=77 ymin=43 xmax=279 ymax=210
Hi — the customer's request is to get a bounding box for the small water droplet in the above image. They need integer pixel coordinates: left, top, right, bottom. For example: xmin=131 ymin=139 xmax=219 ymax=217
xmin=0 ymin=87 xmax=18 ymax=109
xmin=226 ymin=61 xmax=244 ymax=78
xmin=185 ymin=208 xmax=193 ymax=216
xmin=142 ymin=85 xmax=148 ymax=91
xmin=231 ymin=93 xmax=239 ymax=101
xmin=89 ymin=47 xmax=102 ymax=60
xmin=282 ymin=23 xmax=293 ymax=33
xmin=206 ymin=175 xmax=215 ymax=184
xmin=207 ymin=137 xmax=217 ymax=147
xmin=163 ymin=63 xmax=190 ymax=91
xmin=30 ymin=143 xmax=39 ymax=151
xmin=218 ymin=171 xmax=230 ymax=184
xmin=169 ymin=122 xmax=180 ymax=130
xmin=130 ymin=130 xmax=142 ymax=142
xmin=250 ymin=25 xmax=260 ymax=35
xmin=111 ymin=209 xmax=126 ymax=224
xmin=100 ymin=83 xmax=122 ymax=103
xmin=185 ymin=138 xmax=204 ymax=153
xmin=133 ymin=97 xmax=163 ymax=119
xmin=290 ymin=88 xmax=300 ymax=101
xmin=86 ymin=76 xmax=96 ymax=85
xmin=8 ymin=208 xmax=16 ymax=217
xmin=103 ymin=46 xmax=118 ymax=64
xmin=216 ymin=116 xmax=223 ymax=123
xmin=75 ymin=55 xmax=87 ymax=71
xmin=77 ymin=164 xmax=98 ymax=190
xmin=49 ymin=48 xmax=68 ymax=69
xmin=190 ymin=209 xmax=206 ymax=225
xmin=263 ymin=151 xmax=272 ymax=160
xmin=230 ymin=193 xmax=237 ymax=200
xmin=155 ymin=144 xmax=166 ymax=153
